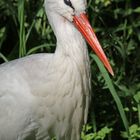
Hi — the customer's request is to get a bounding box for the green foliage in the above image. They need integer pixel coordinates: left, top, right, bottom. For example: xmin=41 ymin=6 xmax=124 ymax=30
xmin=95 ymin=0 xmax=111 ymax=7
xmin=82 ymin=125 xmax=112 ymax=140
xmin=0 ymin=0 xmax=140 ymax=139
xmin=121 ymin=124 xmax=140 ymax=140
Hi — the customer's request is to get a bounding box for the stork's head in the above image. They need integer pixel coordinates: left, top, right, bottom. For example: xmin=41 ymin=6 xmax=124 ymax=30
xmin=44 ymin=0 xmax=114 ymax=76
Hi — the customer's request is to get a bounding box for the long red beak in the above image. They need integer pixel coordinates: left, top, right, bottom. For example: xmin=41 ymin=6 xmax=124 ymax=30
xmin=73 ymin=13 xmax=114 ymax=76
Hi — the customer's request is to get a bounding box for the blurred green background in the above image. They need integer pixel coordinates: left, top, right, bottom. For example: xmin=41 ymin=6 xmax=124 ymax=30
xmin=0 ymin=0 xmax=140 ymax=139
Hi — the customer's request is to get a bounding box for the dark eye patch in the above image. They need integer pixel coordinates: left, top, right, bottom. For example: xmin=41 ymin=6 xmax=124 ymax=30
xmin=64 ymin=0 xmax=74 ymax=9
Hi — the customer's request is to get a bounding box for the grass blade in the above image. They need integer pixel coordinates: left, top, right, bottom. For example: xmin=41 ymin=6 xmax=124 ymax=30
xmin=26 ymin=44 xmax=55 ymax=55
xmin=91 ymin=54 xmax=130 ymax=136
xmin=0 ymin=53 xmax=8 ymax=62
xmin=18 ymin=0 xmax=26 ymax=57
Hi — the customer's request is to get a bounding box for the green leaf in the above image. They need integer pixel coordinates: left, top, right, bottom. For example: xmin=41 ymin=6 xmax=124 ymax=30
xmin=18 ymin=0 xmax=26 ymax=57
xmin=91 ymin=54 xmax=130 ymax=136
xmin=134 ymin=7 xmax=140 ymax=13
xmin=0 ymin=53 xmax=8 ymax=62
xmin=134 ymin=92 xmax=140 ymax=104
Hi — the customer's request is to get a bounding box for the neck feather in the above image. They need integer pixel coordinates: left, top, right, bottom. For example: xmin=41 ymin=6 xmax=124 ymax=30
xmin=46 ymin=10 xmax=88 ymax=59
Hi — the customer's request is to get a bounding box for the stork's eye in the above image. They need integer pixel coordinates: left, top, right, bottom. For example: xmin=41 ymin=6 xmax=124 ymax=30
xmin=64 ymin=0 xmax=74 ymax=9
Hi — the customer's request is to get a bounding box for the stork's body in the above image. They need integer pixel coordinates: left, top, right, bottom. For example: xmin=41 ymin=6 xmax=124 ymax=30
xmin=0 ymin=0 xmax=113 ymax=139
xmin=0 ymin=22 xmax=90 ymax=140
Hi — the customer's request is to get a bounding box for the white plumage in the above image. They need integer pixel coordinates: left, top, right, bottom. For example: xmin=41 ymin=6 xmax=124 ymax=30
xmin=0 ymin=0 xmax=113 ymax=140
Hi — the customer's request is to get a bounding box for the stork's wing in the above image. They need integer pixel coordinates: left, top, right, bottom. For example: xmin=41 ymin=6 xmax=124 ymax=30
xmin=0 ymin=53 xmax=54 ymax=139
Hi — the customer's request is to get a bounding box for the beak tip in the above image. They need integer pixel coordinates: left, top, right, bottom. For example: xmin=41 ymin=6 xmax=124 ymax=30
xmin=110 ymin=70 xmax=114 ymax=76
xmin=105 ymin=61 xmax=114 ymax=76
xmin=108 ymin=67 xmax=114 ymax=76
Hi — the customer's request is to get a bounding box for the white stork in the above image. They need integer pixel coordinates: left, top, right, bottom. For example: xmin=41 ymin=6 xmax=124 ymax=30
xmin=0 ymin=0 xmax=113 ymax=139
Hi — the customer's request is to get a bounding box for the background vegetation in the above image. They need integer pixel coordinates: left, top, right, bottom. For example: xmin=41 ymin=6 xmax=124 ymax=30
xmin=0 ymin=0 xmax=140 ymax=139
